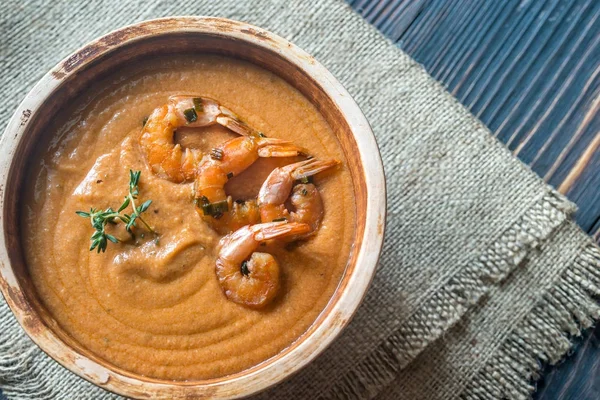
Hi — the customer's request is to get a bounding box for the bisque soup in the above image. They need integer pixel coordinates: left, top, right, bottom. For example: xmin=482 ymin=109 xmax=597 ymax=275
xmin=21 ymin=54 xmax=355 ymax=380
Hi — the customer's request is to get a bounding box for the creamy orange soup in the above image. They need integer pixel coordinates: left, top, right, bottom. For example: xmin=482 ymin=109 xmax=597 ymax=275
xmin=21 ymin=55 xmax=355 ymax=380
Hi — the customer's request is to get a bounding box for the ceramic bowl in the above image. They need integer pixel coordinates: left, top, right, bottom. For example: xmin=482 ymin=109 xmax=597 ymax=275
xmin=0 ymin=17 xmax=386 ymax=399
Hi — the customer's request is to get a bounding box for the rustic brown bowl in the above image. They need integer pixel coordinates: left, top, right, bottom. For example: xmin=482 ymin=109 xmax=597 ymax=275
xmin=0 ymin=17 xmax=386 ymax=399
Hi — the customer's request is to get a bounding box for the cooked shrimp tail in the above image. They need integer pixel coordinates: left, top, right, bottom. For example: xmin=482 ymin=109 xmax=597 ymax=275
xmin=285 ymin=158 xmax=339 ymax=180
xmin=256 ymin=137 xmax=308 ymax=158
xmin=216 ymin=222 xmax=310 ymax=308
xmin=215 ymin=106 xmax=257 ymax=136
xmin=251 ymin=221 xmax=310 ymax=241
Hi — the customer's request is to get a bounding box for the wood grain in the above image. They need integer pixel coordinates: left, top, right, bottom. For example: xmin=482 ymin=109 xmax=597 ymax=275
xmin=347 ymin=0 xmax=600 ymax=398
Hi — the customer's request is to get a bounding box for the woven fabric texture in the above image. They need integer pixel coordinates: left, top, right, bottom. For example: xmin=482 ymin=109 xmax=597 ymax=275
xmin=1 ymin=1 xmax=599 ymax=399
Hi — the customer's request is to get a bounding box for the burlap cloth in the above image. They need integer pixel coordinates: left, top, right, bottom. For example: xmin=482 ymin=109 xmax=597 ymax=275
xmin=1 ymin=1 xmax=599 ymax=399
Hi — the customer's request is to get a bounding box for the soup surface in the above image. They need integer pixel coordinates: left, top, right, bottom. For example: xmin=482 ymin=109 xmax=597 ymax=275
xmin=21 ymin=55 xmax=355 ymax=380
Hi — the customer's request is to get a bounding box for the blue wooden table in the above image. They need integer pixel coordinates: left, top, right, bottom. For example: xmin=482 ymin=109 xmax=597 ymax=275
xmin=346 ymin=0 xmax=600 ymax=398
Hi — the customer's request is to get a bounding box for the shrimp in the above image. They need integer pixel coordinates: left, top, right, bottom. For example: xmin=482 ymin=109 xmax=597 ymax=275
xmin=216 ymin=221 xmax=310 ymax=308
xmin=287 ymin=183 xmax=324 ymax=233
xmin=194 ymin=135 xmax=307 ymax=234
xmin=257 ymin=158 xmax=339 ymax=235
xmin=139 ymin=95 xmax=258 ymax=183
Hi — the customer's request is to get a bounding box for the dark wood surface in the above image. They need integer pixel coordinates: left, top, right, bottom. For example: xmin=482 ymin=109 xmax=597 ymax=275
xmin=346 ymin=0 xmax=599 ymax=398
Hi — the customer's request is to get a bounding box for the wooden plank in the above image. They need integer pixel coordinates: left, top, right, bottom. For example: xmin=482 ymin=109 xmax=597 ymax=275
xmin=347 ymin=0 xmax=429 ymax=41
xmin=353 ymin=0 xmax=600 ymax=234
xmin=348 ymin=0 xmax=600 ymax=399
xmin=533 ymin=327 xmax=600 ymax=400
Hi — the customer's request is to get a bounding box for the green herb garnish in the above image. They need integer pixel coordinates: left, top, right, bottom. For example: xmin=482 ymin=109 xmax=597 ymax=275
xmin=183 ymin=108 xmax=198 ymax=123
xmin=301 ymin=188 xmax=308 ymax=196
xmin=193 ymin=98 xmax=204 ymax=112
xmin=210 ymin=148 xmax=224 ymax=161
xmin=76 ymin=170 xmax=156 ymax=253
xmin=258 ymin=132 xmax=267 ymax=138
xmin=272 ymin=217 xmax=287 ymax=222
xmin=201 ymin=200 xmax=229 ymax=217
xmin=227 ymin=172 xmax=234 ymax=180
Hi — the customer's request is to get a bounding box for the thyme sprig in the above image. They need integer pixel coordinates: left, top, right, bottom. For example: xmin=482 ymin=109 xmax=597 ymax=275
xmin=76 ymin=170 xmax=155 ymax=253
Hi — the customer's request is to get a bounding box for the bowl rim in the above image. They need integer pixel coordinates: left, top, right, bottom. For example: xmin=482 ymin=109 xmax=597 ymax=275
xmin=0 ymin=16 xmax=386 ymax=399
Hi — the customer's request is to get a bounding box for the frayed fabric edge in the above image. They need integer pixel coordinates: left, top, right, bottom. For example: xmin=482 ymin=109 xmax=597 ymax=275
xmin=0 ymin=327 xmax=55 ymax=400
xmin=319 ymin=190 xmax=575 ymax=400
xmin=460 ymin=242 xmax=600 ymax=400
